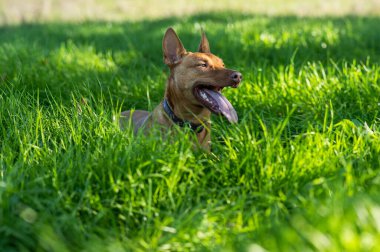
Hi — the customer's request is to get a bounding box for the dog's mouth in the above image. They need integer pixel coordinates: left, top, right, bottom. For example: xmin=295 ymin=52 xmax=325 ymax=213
xmin=193 ymin=84 xmax=238 ymax=123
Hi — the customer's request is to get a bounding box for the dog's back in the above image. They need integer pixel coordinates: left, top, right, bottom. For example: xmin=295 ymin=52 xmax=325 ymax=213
xmin=120 ymin=110 xmax=150 ymax=134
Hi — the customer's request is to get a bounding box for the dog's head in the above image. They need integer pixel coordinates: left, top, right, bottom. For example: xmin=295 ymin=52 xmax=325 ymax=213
xmin=162 ymin=28 xmax=242 ymax=123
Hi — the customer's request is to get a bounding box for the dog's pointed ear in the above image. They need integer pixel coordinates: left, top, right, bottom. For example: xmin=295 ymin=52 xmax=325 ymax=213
xmin=163 ymin=28 xmax=186 ymax=66
xmin=198 ymin=30 xmax=210 ymax=53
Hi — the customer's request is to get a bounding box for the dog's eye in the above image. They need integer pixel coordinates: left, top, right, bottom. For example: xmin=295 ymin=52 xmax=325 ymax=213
xmin=198 ymin=62 xmax=208 ymax=68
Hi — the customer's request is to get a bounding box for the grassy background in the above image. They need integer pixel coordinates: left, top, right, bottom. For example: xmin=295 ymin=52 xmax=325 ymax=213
xmin=0 ymin=0 xmax=380 ymax=24
xmin=1 ymin=0 xmax=380 ymax=24
xmin=1 ymin=1 xmax=380 ymax=251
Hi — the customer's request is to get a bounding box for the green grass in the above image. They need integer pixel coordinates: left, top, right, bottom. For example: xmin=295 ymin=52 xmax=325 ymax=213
xmin=1 ymin=13 xmax=380 ymax=251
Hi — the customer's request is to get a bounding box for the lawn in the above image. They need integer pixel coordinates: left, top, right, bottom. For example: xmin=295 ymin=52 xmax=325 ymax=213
xmin=1 ymin=5 xmax=380 ymax=252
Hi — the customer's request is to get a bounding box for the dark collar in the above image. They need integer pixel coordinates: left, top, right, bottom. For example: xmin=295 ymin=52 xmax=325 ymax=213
xmin=163 ymin=99 xmax=204 ymax=133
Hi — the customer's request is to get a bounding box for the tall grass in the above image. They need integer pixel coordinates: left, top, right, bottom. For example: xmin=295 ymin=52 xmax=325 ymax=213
xmin=1 ymin=13 xmax=380 ymax=251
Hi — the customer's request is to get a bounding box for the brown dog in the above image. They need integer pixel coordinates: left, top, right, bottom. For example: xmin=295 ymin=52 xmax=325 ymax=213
xmin=120 ymin=28 xmax=242 ymax=150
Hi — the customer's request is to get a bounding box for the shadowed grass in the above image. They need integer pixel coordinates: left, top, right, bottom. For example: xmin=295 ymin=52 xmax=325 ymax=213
xmin=1 ymin=13 xmax=380 ymax=251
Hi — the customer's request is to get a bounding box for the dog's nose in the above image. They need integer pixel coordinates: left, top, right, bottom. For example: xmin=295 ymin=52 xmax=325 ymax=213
xmin=230 ymin=71 xmax=242 ymax=84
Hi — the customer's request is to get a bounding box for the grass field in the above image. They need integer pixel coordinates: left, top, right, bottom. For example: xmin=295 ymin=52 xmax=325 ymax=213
xmin=1 ymin=1 xmax=380 ymax=251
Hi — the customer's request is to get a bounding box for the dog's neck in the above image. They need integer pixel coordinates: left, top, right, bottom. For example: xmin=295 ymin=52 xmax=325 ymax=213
xmin=164 ymin=75 xmax=211 ymax=125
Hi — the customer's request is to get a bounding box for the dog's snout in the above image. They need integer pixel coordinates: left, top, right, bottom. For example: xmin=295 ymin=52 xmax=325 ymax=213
xmin=230 ymin=71 xmax=242 ymax=84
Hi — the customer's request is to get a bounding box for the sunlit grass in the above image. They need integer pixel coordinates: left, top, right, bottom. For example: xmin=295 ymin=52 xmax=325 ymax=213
xmin=1 ymin=13 xmax=380 ymax=251
xmin=1 ymin=0 xmax=380 ymax=24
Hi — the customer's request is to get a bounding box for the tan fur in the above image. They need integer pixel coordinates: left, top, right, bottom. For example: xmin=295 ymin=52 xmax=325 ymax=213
xmin=120 ymin=28 xmax=241 ymax=150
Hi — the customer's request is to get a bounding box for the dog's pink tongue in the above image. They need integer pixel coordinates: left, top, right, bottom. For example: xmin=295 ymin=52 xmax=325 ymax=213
xmin=202 ymin=89 xmax=238 ymax=123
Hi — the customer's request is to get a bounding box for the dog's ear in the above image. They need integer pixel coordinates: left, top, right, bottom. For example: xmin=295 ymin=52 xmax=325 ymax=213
xmin=198 ymin=30 xmax=210 ymax=53
xmin=163 ymin=28 xmax=187 ymax=66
